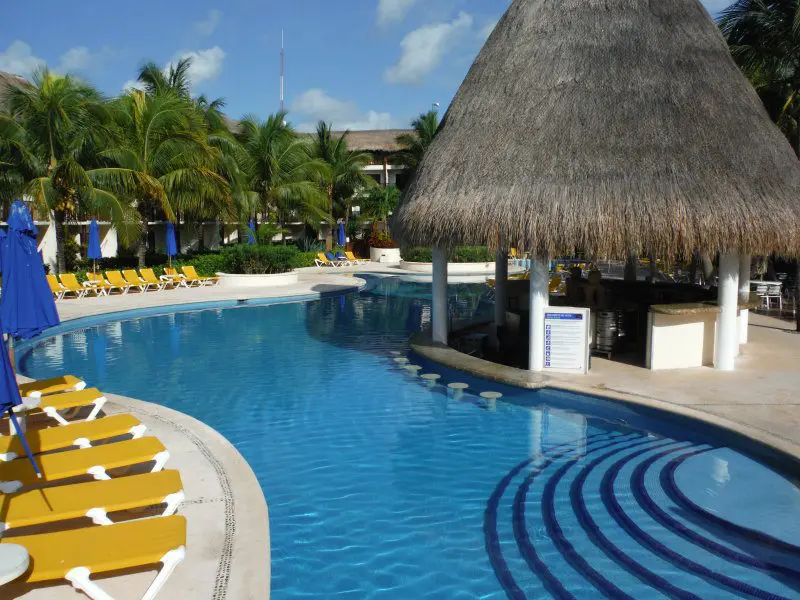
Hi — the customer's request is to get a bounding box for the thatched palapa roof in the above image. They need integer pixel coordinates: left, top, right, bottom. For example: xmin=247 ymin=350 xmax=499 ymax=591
xmin=392 ymin=0 xmax=800 ymax=258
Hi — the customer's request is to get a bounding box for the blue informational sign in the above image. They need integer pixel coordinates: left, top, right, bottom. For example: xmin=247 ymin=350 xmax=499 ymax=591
xmin=542 ymin=307 xmax=590 ymax=374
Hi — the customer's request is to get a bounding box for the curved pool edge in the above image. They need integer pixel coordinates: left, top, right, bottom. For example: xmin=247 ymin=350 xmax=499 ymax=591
xmin=12 ymin=375 xmax=270 ymax=600
xmin=409 ymin=331 xmax=800 ymax=469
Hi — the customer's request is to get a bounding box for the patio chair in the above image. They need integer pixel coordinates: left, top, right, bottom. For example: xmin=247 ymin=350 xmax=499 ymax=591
xmin=165 ymin=266 xmax=203 ymax=287
xmin=334 ymin=252 xmax=352 ymax=266
xmin=0 ymin=469 xmax=184 ymax=532
xmin=60 ymin=273 xmax=101 ymax=298
xmin=0 ymin=515 xmax=186 ymax=600
xmin=105 ymin=271 xmax=133 ymax=294
xmin=163 ymin=267 xmax=189 ymax=287
xmin=326 ymin=252 xmax=348 ymax=267
xmin=0 ymin=436 xmax=169 ymax=493
xmin=0 ymin=413 xmax=146 ymax=461
xmin=123 ymin=269 xmax=156 ymax=292
xmin=87 ymin=271 xmax=122 ymax=295
xmin=9 ymin=387 xmax=107 ymax=427
xmin=139 ymin=268 xmax=172 ymax=291
xmin=181 ymin=265 xmax=219 ymax=286
xmin=46 ymin=274 xmax=66 ymax=300
xmin=315 ymin=252 xmax=336 ymax=267
xmin=765 ymin=283 xmax=783 ymax=310
xmin=19 ymin=375 xmax=86 ymax=399
xmin=345 ymin=251 xmax=369 ymax=265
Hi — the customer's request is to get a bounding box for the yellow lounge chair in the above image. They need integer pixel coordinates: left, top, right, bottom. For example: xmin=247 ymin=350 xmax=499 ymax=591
xmin=315 ymin=252 xmax=336 ymax=267
xmin=46 ymin=274 xmax=66 ymax=300
xmin=0 ymin=436 xmax=169 ymax=494
xmin=181 ymin=265 xmax=218 ymax=286
xmin=105 ymin=270 xmax=133 ymax=294
xmin=1 ymin=515 xmax=186 ymax=600
xmin=62 ymin=273 xmax=105 ymax=298
xmin=174 ymin=266 xmax=203 ymax=287
xmin=140 ymin=268 xmax=172 ymax=291
xmin=0 ymin=414 xmax=145 ymax=461
xmin=345 ymin=251 xmax=369 ymax=265
xmin=18 ymin=375 xmax=86 ymax=399
xmin=123 ymin=269 xmax=156 ymax=292
xmin=163 ymin=266 xmax=192 ymax=287
xmin=8 ymin=387 xmax=107 ymax=427
xmin=87 ymin=271 xmax=121 ymax=295
xmin=0 ymin=470 xmax=184 ymax=532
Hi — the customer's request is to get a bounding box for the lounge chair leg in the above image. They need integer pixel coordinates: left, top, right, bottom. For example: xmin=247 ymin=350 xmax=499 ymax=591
xmin=43 ymin=406 xmax=70 ymax=426
xmin=65 ymin=567 xmax=116 ymax=600
xmin=139 ymin=547 xmax=185 ymax=600
xmin=87 ymin=465 xmax=111 ymax=480
xmin=85 ymin=397 xmax=108 ymax=421
xmin=85 ymin=507 xmax=113 ymax=526
xmin=151 ymin=450 xmax=170 ymax=472
xmin=129 ymin=424 xmax=147 ymax=439
xmin=162 ymin=490 xmax=185 ymax=516
xmin=74 ymin=437 xmax=92 ymax=449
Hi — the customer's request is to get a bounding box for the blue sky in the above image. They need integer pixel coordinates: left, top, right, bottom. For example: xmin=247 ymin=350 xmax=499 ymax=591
xmin=2 ymin=0 xmax=728 ymax=132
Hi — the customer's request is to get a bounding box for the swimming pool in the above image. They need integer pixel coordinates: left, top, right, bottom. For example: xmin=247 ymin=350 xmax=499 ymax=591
xmin=19 ymin=276 xmax=800 ymax=599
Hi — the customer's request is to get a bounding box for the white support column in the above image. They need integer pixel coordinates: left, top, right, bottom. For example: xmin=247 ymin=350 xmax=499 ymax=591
xmin=715 ymin=252 xmax=740 ymax=371
xmin=495 ymin=249 xmax=508 ymax=328
xmin=432 ymin=246 xmax=449 ymax=345
xmin=738 ymin=254 xmax=751 ymax=345
xmin=529 ymin=254 xmax=550 ymax=372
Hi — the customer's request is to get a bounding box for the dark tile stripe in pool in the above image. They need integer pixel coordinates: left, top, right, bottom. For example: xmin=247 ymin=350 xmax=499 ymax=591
xmin=484 ymin=432 xmax=623 ymax=599
xmin=602 ymin=446 xmax=791 ymax=600
xmin=661 ymin=453 xmax=800 ymax=558
xmin=570 ymin=439 xmax=701 ymax=600
xmin=534 ymin=436 xmax=677 ymax=600
xmin=630 ymin=450 xmax=800 ymax=581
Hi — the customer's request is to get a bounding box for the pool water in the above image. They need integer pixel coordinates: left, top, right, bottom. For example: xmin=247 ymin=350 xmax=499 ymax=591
xmin=19 ymin=276 xmax=800 ymax=599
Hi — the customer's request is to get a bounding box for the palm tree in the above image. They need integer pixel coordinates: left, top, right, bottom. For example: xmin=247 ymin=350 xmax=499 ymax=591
xmin=311 ymin=122 xmax=375 ymax=246
xmin=136 ymin=58 xmax=193 ymax=98
xmin=395 ymin=110 xmax=440 ymax=175
xmin=7 ymin=68 xmax=138 ymax=273
xmin=719 ymin=0 xmax=800 ymax=330
xmin=0 ymin=112 xmax=41 ymax=206
xmin=361 ymin=184 xmax=400 ymax=223
xmin=96 ymin=90 xmax=231 ymax=266
xmin=237 ymin=113 xmax=329 ymax=243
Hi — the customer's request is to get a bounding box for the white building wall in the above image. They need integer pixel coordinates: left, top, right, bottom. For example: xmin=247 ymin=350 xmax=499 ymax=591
xmin=36 ymin=220 xmax=57 ymax=271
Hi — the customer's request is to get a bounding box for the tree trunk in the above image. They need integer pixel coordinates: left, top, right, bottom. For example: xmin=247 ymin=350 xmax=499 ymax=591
xmin=175 ymin=212 xmax=182 ymax=253
xmin=700 ymin=252 xmax=714 ymax=283
xmin=138 ymin=213 xmax=149 ymax=268
xmin=688 ymin=251 xmax=698 ymax=285
xmin=53 ymin=210 xmax=67 ymax=274
xmin=196 ymin=220 xmax=205 ymax=252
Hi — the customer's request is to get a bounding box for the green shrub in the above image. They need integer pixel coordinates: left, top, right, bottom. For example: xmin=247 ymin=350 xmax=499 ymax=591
xmin=219 ymin=245 xmax=306 ymax=274
xmin=402 ymin=246 xmax=495 ymax=263
xmin=172 ymin=253 xmax=226 ymax=277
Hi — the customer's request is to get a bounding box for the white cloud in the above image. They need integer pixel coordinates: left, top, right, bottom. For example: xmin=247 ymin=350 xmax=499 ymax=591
xmin=122 ymin=79 xmax=145 ymax=92
xmin=385 ymin=12 xmax=473 ymax=85
xmin=478 ymin=17 xmax=499 ymax=42
xmin=193 ymin=9 xmax=222 ymax=37
xmin=58 ymin=46 xmax=113 ymax=73
xmin=291 ymin=88 xmax=397 ymax=132
xmin=168 ymin=46 xmax=226 ymax=86
xmin=377 ymin=0 xmax=418 ymax=26
xmin=0 ymin=40 xmax=45 ymax=78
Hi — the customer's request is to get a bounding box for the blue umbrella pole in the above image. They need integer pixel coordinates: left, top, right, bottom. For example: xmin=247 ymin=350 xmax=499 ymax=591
xmin=7 ymin=409 xmax=42 ymax=478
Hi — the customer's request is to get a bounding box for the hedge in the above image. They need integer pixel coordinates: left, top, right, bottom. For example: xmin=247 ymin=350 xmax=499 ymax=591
xmin=402 ymin=246 xmax=495 ymax=263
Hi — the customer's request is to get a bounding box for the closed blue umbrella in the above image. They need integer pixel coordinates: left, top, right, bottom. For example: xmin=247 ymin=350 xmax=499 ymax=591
xmin=165 ymin=222 xmax=178 ymax=267
xmin=337 ymin=222 xmax=346 ymax=247
xmin=87 ymin=219 xmax=102 ymax=273
xmin=0 ymin=313 xmax=41 ymax=479
xmin=247 ymin=220 xmax=257 ymax=245
xmin=1 ymin=201 xmax=59 ymax=340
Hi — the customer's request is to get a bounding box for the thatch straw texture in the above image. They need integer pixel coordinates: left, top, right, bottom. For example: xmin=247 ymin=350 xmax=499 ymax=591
xmin=392 ymin=0 xmax=800 ymax=258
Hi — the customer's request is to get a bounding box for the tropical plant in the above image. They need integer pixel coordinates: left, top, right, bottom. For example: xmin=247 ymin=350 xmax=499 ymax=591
xmin=361 ymin=184 xmax=400 ymax=222
xmin=96 ymin=90 xmax=232 ymax=266
xmin=256 ymin=221 xmax=288 ymax=245
xmin=311 ymin=122 xmax=375 ymax=241
xmin=136 ymin=58 xmax=193 ymax=98
xmin=0 ymin=112 xmax=41 ymax=205
xmin=237 ymin=113 xmax=330 ymax=240
xmin=368 ymin=230 xmax=396 ymax=249
xmin=6 ymin=68 xmax=139 ymax=273
xmin=395 ymin=110 xmax=440 ymax=174
xmin=719 ymin=0 xmax=800 ymax=330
